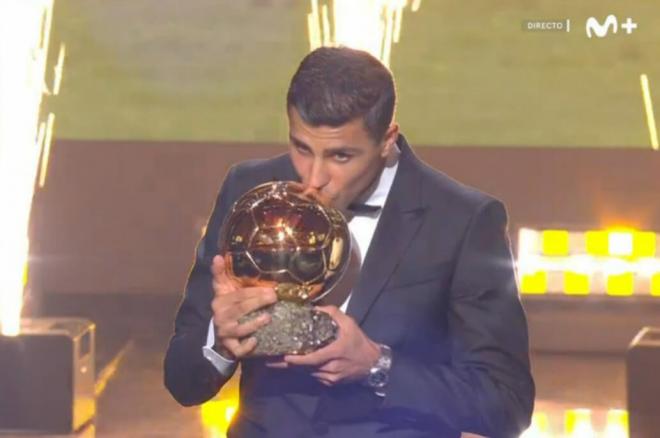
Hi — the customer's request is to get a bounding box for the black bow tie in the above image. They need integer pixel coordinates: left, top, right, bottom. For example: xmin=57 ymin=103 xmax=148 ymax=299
xmin=347 ymin=203 xmax=382 ymax=215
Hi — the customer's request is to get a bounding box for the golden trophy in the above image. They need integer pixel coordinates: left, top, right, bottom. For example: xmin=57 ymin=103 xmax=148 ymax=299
xmin=218 ymin=181 xmax=351 ymax=356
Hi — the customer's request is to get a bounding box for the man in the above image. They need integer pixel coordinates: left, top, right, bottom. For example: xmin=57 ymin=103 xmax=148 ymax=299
xmin=164 ymin=46 xmax=534 ymax=437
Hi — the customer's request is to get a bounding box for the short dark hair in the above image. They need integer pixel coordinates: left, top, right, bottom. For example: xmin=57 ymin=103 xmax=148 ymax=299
xmin=286 ymin=46 xmax=396 ymax=143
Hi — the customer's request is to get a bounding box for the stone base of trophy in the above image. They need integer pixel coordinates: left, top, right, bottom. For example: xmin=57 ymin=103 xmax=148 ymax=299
xmin=240 ymin=301 xmax=338 ymax=356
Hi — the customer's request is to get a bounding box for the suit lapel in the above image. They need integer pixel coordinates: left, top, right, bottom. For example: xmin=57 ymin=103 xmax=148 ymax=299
xmin=271 ymin=153 xmax=300 ymax=183
xmin=346 ymin=136 xmax=427 ymax=325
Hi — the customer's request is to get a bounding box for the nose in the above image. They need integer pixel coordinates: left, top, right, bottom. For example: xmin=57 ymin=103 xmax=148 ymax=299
xmin=305 ymin=158 xmax=330 ymax=192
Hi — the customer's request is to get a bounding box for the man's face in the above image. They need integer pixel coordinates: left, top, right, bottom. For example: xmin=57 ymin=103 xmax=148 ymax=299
xmin=288 ymin=107 xmax=398 ymax=211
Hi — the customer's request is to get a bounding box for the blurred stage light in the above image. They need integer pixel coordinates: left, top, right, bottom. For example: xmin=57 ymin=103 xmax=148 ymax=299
xmin=640 ymin=74 xmax=659 ymax=151
xmin=200 ymin=399 xmax=239 ymax=438
xmin=306 ymin=0 xmax=422 ymax=67
xmin=603 ymin=409 xmax=629 ymax=438
xmin=517 ymin=228 xmax=660 ymax=297
xmin=564 ymin=408 xmax=595 ymax=438
xmin=0 ymin=0 xmax=64 ymax=336
xmin=519 ymin=412 xmax=551 ymax=438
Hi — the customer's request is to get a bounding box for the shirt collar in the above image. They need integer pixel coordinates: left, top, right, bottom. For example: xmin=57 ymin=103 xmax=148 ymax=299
xmin=353 ymin=142 xmax=400 ymax=208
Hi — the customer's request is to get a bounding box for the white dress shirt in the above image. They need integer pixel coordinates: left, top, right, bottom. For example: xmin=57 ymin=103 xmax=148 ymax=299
xmin=203 ymin=149 xmax=400 ymax=375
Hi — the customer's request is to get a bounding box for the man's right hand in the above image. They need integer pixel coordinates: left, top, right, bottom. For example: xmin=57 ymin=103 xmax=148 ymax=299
xmin=211 ymin=255 xmax=277 ymax=359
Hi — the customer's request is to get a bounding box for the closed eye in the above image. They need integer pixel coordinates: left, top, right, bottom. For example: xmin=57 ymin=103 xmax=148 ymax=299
xmin=294 ymin=143 xmax=311 ymax=155
xmin=332 ymin=152 xmax=352 ymax=163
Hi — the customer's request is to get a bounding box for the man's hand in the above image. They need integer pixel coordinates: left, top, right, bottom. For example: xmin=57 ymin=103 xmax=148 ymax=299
xmin=268 ymin=305 xmax=381 ymax=386
xmin=211 ymin=255 xmax=277 ymax=359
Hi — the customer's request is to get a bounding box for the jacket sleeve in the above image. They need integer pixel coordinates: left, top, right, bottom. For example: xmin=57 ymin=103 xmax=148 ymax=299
xmin=164 ymin=165 xmax=239 ymax=406
xmin=380 ymin=199 xmax=535 ymax=437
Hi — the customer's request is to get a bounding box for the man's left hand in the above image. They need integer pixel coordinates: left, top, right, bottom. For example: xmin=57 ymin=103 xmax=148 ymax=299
xmin=266 ymin=305 xmax=381 ymax=386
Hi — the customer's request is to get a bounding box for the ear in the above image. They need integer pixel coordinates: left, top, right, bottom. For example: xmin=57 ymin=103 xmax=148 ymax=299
xmin=380 ymin=123 xmax=400 ymax=159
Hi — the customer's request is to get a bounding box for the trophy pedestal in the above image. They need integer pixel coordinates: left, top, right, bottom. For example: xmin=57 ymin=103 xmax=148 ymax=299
xmin=242 ymin=301 xmax=337 ymax=356
xmin=0 ymin=318 xmax=96 ymax=434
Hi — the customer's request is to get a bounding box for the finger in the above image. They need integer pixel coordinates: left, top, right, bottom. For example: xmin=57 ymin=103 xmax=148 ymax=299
xmin=212 ymin=289 xmax=276 ymax=328
xmin=222 ymin=337 xmax=258 ymax=359
xmin=213 ymin=286 xmax=275 ymax=314
xmin=212 ymin=255 xmax=239 ymax=294
xmin=217 ymin=313 xmax=271 ymax=338
xmin=316 ymin=360 xmax=340 ymax=374
xmin=313 ymin=305 xmax=341 ymax=318
xmin=265 ymin=360 xmax=288 ymax=369
xmin=284 ymin=344 xmax=334 ymax=366
xmin=311 ymin=372 xmax=337 ymax=386
xmin=232 ymin=288 xmax=278 ymax=315
xmin=314 ymin=306 xmax=344 ymax=329
xmin=315 ymin=305 xmax=350 ymax=332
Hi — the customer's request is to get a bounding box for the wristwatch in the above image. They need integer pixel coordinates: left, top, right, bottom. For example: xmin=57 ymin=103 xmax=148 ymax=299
xmin=365 ymin=343 xmax=392 ymax=396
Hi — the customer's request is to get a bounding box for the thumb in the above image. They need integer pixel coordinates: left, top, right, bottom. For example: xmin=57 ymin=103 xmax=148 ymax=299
xmin=211 ymin=254 xmax=225 ymax=276
xmin=212 ymin=254 xmax=238 ymax=293
xmin=314 ymin=305 xmax=339 ymax=316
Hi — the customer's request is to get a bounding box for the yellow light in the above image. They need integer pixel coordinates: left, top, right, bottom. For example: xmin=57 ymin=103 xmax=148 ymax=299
xmin=603 ymin=409 xmax=629 ymax=438
xmin=521 ymin=271 xmax=547 ymax=294
xmin=586 ymin=231 xmax=609 ymax=256
xmin=520 ymin=412 xmax=551 ymax=438
xmin=609 ymin=231 xmax=634 ymax=257
xmin=542 ymin=230 xmax=570 ymax=256
xmin=52 ymin=43 xmax=66 ymax=95
xmin=38 ymin=112 xmax=55 ymax=188
xmin=0 ymin=0 xmax=59 ymax=336
xmin=22 ymin=262 xmax=29 ymax=287
xmin=633 ymin=231 xmax=656 ymax=258
xmin=564 ymin=272 xmax=590 ymax=295
xmin=517 ymin=228 xmax=539 ymax=258
xmin=651 ymin=273 xmax=660 ymax=296
xmin=200 ymin=399 xmax=239 ymax=437
xmin=307 ymin=0 xmax=421 ymax=67
xmin=640 ymin=73 xmax=659 ymax=151
xmin=606 ymin=272 xmax=635 ymax=296
xmin=565 ymin=408 xmax=595 ymax=438
xmin=224 ymin=405 xmax=237 ymax=423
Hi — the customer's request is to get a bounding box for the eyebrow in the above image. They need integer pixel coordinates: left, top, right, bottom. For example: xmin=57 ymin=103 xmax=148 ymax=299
xmin=289 ymin=134 xmax=362 ymax=155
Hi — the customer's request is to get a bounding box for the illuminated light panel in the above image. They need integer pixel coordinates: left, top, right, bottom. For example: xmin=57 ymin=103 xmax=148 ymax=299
xmin=585 ymin=231 xmax=609 ymax=257
xmin=520 ymin=408 xmax=629 ymax=438
xmin=542 ymin=230 xmax=569 ymax=256
xmin=651 ymin=273 xmax=660 ymax=296
xmin=564 ymin=272 xmax=590 ymax=295
xmin=518 ymin=228 xmax=660 ymax=297
xmin=564 ymin=408 xmax=595 ymax=438
xmin=0 ymin=0 xmax=62 ymax=336
xmin=603 ymin=409 xmax=629 ymax=438
xmin=520 ymin=271 xmax=547 ymax=294
xmin=633 ymin=231 xmax=656 ymax=258
xmin=307 ymin=0 xmax=422 ymax=67
xmin=608 ymin=231 xmax=634 ymax=257
xmin=606 ymin=272 xmax=635 ymax=296
xmin=520 ymin=412 xmax=551 ymax=438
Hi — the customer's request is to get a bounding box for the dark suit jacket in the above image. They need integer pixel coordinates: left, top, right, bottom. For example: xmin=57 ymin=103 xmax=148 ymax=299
xmin=164 ymin=135 xmax=535 ymax=438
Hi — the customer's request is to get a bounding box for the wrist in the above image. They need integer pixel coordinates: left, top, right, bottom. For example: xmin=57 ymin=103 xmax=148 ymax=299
xmin=213 ymin=342 xmax=236 ymax=361
xmin=365 ymin=340 xmax=381 ymax=373
xmin=363 ymin=343 xmax=392 ymax=396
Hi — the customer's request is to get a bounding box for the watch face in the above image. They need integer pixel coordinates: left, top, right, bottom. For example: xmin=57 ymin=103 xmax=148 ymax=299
xmin=368 ymin=369 xmax=389 ymax=388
